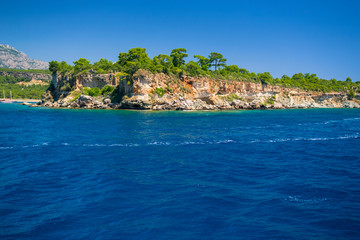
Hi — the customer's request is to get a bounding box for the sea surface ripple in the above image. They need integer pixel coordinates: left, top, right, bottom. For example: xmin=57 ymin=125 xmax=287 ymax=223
xmin=1 ymin=104 xmax=360 ymax=239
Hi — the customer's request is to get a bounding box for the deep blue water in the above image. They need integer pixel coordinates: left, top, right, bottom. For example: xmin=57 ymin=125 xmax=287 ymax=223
xmin=1 ymin=104 xmax=360 ymax=240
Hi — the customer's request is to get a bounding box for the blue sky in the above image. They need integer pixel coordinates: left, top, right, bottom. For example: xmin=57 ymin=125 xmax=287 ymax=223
xmin=1 ymin=0 xmax=359 ymax=81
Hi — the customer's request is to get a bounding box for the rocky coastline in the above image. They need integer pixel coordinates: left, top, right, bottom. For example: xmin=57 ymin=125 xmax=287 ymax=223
xmin=37 ymin=69 xmax=360 ymax=110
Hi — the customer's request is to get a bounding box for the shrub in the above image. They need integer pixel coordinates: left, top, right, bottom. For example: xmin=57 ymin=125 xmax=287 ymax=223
xmin=154 ymin=87 xmax=166 ymax=97
xmin=90 ymin=87 xmax=101 ymax=96
xmin=82 ymin=87 xmax=91 ymax=95
xmin=82 ymin=87 xmax=101 ymax=96
xmin=264 ymin=95 xmax=276 ymax=105
xmin=225 ymin=93 xmax=243 ymax=102
xmin=165 ymin=86 xmax=173 ymax=93
xmin=96 ymin=68 xmax=106 ymax=74
xmin=70 ymin=91 xmax=81 ymax=102
xmin=101 ymin=85 xmax=114 ymax=95
xmin=60 ymin=83 xmax=72 ymax=92
xmin=186 ymin=61 xmax=205 ymax=76
xmin=115 ymin=72 xmax=130 ymax=81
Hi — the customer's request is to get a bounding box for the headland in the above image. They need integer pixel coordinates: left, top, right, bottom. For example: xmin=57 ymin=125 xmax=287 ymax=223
xmin=37 ymin=48 xmax=360 ymax=110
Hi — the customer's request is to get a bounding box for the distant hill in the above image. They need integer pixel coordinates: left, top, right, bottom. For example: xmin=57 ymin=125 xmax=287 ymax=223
xmin=0 ymin=44 xmax=49 ymax=70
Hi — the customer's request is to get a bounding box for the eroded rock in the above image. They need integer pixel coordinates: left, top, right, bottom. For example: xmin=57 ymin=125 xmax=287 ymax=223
xmin=40 ymin=69 xmax=360 ymax=110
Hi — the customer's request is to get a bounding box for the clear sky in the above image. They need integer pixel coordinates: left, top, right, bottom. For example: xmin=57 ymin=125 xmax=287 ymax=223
xmin=1 ymin=0 xmax=359 ymax=81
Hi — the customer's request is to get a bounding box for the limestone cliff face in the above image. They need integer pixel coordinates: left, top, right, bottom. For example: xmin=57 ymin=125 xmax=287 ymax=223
xmin=51 ymin=72 xmax=118 ymax=89
xmin=48 ymin=72 xmax=118 ymax=101
xmin=41 ymin=69 xmax=360 ymax=110
xmin=120 ymin=70 xmax=359 ymax=110
xmin=75 ymin=74 xmax=119 ymax=89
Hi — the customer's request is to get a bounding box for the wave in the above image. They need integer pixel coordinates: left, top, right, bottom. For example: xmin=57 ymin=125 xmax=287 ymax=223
xmin=298 ymin=117 xmax=360 ymax=127
xmin=108 ymin=143 xmax=140 ymax=147
xmin=82 ymin=144 xmax=107 ymax=147
xmin=148 ymin=142 xmax=172 ymax=146
xmin=251 ymin=134 xmax=360 ymax=143
xmin=285 ymin=195 xmax=329 ymax=204
xmin=0 ymin=139 xmax=236 ymax=150
xmin=1 ymin=133 xmax=358 ymax=150
xmin=344 ymin=117 xmax=360 ymax=121
xmin=298 ymin=120 xmax=339 ymax=126
xmin=0 ymin=146 xmax=14 ymax=149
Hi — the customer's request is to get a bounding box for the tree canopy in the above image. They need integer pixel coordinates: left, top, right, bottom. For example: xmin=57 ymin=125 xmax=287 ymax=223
xmin=73 ymin=58 xmax=92 ymax=74
xmin=93 ymin=58 xmax=113 ymax=73
xmin=48 ymin=47 xmax=358 ymax=94
xmin=118 ymin=48 xmax=152 ymax=74
xmin=209 ymin=52 xmax=227 ymax=71
xmin=194 ymin=55 xmax=210 ymax=71
xmin=170 ymin=48 xmax=188 ymax=68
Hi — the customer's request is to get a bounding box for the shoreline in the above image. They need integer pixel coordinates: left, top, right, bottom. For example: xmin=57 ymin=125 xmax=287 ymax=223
xmin=1 ymin=98 xmax=40 ymax=102
xmin=31 ymin=104 xmax=360 ymax=111
xmin=2 ymin=99 xmax=359 ymax=111
xmin=0 ymin=99 xmax=40 ymax=105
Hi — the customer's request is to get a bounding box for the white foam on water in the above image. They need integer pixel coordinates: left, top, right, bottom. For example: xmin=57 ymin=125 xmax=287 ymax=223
xmin=108 ymin=143 xmax=140 ymax=147
xmin=178 ymin=139 xmax=235 ymax=146
xmin=337 ymin=134 xmax=360 ymax=140
xmin=323 ymin=120 xmax=339 ymax=124
xmin=250 ymin=134 xmax=359 ymax=144
xmin=216 ymin=139 xmax=234 ymax=144
xmin=178 ymin=141 xmax=203 ymax=145
xmin=297 ymin=119 xmax=344 ymax=126
xmin=7 ymin=134 xmax=357 ymax=149
xmin=0 ymin=146 xmax=13 ymax=150
xmin=267 ymin=138 xmax=292 ymax=143
xmin=82 ymin=144 xmax=107 ymax=147
xmin=344 ymin=117 xmax=360 ymax=121
xmin=285 ymin=195 xmax=329 ymax=204
xmin=303 ymin=137 xmax=330 ymax=141
xmin=148 ymin=142 xmax=171 ymax=146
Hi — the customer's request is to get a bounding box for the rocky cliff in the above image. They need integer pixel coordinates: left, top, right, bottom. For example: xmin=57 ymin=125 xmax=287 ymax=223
xmin=0 ymin=44 xmax=49 ymax=70
xmin=39 ymin=69 xmax=360 ymax=110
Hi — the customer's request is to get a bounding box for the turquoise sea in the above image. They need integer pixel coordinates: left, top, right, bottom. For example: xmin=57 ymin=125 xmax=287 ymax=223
xmin=1 ymin=103 xmax=360 ymax=239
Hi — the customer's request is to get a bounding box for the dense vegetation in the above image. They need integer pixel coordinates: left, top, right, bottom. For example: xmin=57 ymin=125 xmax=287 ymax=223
xmin=0 ymin=75 xmax=49 ymax=99
xmin=49 ymin=48 xmax=359 ymax=93
xmin=0 ymin=84 xmax=49 ymax=99
xmin=81 ymin=85 xmax=114 ymax=97
xmin=0 ymin=75 xmax=31 ymax=84
xmin=0 ymin=67 xmax=50 ymax=74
